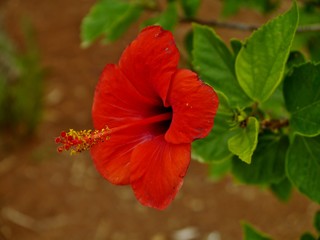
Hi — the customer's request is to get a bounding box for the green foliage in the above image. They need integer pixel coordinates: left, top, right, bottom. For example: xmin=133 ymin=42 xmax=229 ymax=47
xmin=307 ymin=35 xmax=320 ymax=62
xmin=294 ymin=2 xmax=320 ymax=62
xmin=235 ymin=1 xmax=298 ymax=103
xmin=221 ymin=0 xmax=239 ymax=17
xmin=242 ymin=222 xmax=272 ymax=240
xmin=184 ymin=30 xmax=194 ymax=62
xmin=192 ymin=113 xmax=233 ymax=162
xmin=142 ymin=1 xmax=178 ymax=30
xmin=259 ymin=86 xmax=288 ymax=120
xmin=228 ymin=117 xmax=259 ymax=164
xmin=222 ymin=0 xmax=279 ymax=17
xmin=208 ymin=158 xmax=231 ymax=181
xmin=179 ymin=0 xmax=201 ymax=18
xmin=81 ymin=0 xmax=142 ymax=47
xmin=191 ymin=1 xmax=320 ymax=210
xmin=230 ymin=38 xmax=242 ymax=56
xmin=192 ymin=93 xmax=234 ymax=162
xmin=0 ymin=22 xmax=43 ymax=137
xmin=287 ymin=135 xmax=320 ymax=203
xmin=14 ymin=22 xmax=43 ymax=133
xmin=284 ymin=63 xmax=320 ymax=137
xmin=286 ymin=51 xmax=306 ymax=72
xmin=192 ymin=24 xmax=252 ymax=108
xmin=300 ymin=233 xmax=317 ymax=240
xmin=232 ymin=133 xmax=289 ymax=184
xmin=270 ymin=177 xmax=292 ymax=202
xmin=0 ymin=30 xmax=14 ymax=125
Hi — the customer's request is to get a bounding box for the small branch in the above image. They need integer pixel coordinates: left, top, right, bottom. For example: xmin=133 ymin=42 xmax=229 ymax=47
xmin=180 ymin=18 xmax=320 ymax=33
xmin=297 ymin=24 xmax=320 ymax=33
xmin=180 ymin=18 xmax=259 ymax=31
xmin=261 ymin=119 xmax=289 ymax=131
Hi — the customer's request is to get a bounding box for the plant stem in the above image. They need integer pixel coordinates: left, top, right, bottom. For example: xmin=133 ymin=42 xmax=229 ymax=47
xmin=261 ymin=119 xmax=289 ymax=131
xmin=180 ymin=18 xmax=258 ymax=31
xmin=180 ymin=18 xmax=320 ymax=33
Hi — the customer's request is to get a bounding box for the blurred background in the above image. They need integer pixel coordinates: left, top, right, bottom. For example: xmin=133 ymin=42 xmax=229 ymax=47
xmin=0 ymin=0 xmax=318 ymax=239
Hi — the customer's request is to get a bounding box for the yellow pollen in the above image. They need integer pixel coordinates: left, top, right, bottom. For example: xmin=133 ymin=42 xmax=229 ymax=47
xmin=55 ymin=127 xmax=110 ymax=154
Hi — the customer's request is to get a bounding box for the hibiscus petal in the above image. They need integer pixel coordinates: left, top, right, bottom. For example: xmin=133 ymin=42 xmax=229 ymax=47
xmin=119 ymin=26 xmax=180 ymax=103
xmin=91 ymin=130 xmax=150 ymax=185
xmin=91 ymin=64 xmax=161 ymax=185
xmin=130 ymin=135 xmax=191 ymax=210
xmin=165 ymin=69 xmax=219 ymax=144
xmin=90 ymin=142 xmax=132 ymax=185
xmin=92 ymin=64 xmax=160 ymax=130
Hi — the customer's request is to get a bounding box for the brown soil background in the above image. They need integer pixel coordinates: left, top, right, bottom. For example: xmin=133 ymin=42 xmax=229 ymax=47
xmin=0 ymin=0 xmax=318 ymax=239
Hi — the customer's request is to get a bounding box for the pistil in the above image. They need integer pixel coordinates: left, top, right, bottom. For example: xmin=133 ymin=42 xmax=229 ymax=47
xmin=56 ymin=112 xmax=172 ymax=154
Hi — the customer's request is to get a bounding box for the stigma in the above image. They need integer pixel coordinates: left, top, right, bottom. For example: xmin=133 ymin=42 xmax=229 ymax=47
xmin=55 ymin=127 xmax=110 ymax=154
xmin=55 ymin=112 xmax=172 ymax=155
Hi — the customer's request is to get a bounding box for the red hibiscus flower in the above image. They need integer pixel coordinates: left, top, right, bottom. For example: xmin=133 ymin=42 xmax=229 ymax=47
xmin=56 ymin=26 xmax=219 ymax=210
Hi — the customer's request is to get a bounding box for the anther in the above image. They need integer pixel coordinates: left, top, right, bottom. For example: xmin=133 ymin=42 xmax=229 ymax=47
xmin=60 ymin=131 xmax=66 ymax=138
xmin=55 ymin=126 xmax=110 ymax=154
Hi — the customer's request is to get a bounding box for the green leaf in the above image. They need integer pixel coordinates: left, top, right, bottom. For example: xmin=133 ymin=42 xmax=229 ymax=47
xmin=286 ymin=135 xmax=320 ymax=203
xmin=292 ymin=5 xmax=320 ymax=56
xmin=136 ymin=0 xmax=156 ymax=9
xmin=192 ymin=24 xmax=252 ymax=108
xmin=192 ymin=114 xmax=234 ymax=162
xmin=299 ymin=3 xmax=320 ymax=25
xmin=232 ymin=133 xmax=289 ymax=184
xmin=81 ymin=0 xmax=141 ymax=47
xmin=141 ymin=1 xmax=178 ymax=31
xmin=192 ymin=92 xmax=234 ymax=162
xmin=13 ymin=21 xmax=43 ymax=134
xmin=179 ymin=0 xmax=201 ymax=18
xmin=235 ymin=1 xmax=298 ymax=103
xmin=314 ymin=210 xmax=320 ymax=233
xmin=228 ymin=117 xmax=259 ymax=164
xmin=308 ymin=35 xmax=320 ymax=62
xmin=107 ymin=7 xmax=141 ymax=42
xmin=300 ymin=232 xmax=316 ymax=240
xmin=208 ymin=157 xmax=232 ymax=181
xmin=221 ymin=0 xmax=241 ymax=17
xmin=230 ymin=38 xmax=242 ymax=57
xmin=243 ymin=222 xmax=272 ymax=240
xmin=184 ymin=30 xmax=194 ymax=61
xmin=222 ymin=0 xmax=279 ymax=17
xmin=286 ymin=51 xmax=306 ymax=72
xmin=260 ymin=85 xmax=289 ymax=120
xmin=0 ymin=26 xmax=17 ymax=127
xmin=270 ymin=177 xmax=292 ymax=201
xmin=284 ymin=62 xmax=320 ymax=137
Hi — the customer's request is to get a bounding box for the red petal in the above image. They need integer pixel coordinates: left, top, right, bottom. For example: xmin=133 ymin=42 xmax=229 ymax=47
xmin=130 ymin=135 xmax=191 ymax=210
xmin=91 ymin=64 xmax=162 ymax=184
xmin=165 ymin=69 xmax=219 ymax=144
xmin=90 ymin=130 xmax=150 ymax=185
xmin=90 ymin=142 xmax=132 ymax=185
xmin=119 ymin=26 xmax=180 ymax=103
xmin=92 ymin=64 xmax=160 ymax=130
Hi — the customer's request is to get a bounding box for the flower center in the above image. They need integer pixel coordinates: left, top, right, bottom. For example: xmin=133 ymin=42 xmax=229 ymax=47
xmin=55 ymin=112 xmax=172 ymax=154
